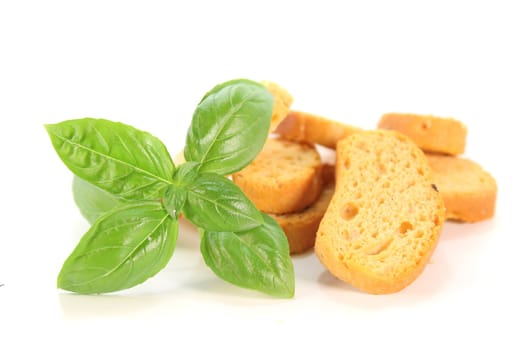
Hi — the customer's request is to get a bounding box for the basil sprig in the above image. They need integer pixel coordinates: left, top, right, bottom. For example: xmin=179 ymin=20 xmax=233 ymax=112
xmin=46 ymin=79 xmax=295 ymax=297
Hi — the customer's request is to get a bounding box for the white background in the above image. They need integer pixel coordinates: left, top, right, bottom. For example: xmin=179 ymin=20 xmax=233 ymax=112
xmin=1 ymin=0 xmax=523 ymax=348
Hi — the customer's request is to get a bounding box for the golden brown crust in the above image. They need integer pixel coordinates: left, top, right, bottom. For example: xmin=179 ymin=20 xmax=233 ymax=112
xmin=315 ymin=130 xmax=445 ymax=294
xmin=269 ymin=182 xmax=334 ymax=254
xmin=274 ymin=110 xmax=362 ymax=149
xmin=378 ymin=113 xmax=467 ymax=155
xmin=260 ymin=81 xmax=294 ymax=132
xmin=232 ymin=138 xmax=323 ymax=214
xmin=426 ymin=153 xmax=497 ymax=222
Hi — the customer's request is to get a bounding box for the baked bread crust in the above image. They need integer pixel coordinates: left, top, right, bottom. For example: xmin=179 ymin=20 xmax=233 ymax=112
xmin=426 ymin=153 xmax=497 ymax=222
xmin=233 ymin=138 xmax=323 ymax=214
xmin=274 ymin=110 xmax=362 ymax=149
xmin=378 ymin=113 xmax=467 ymax=155
xmin=315 ymin=130 xmax=445 ymax=294
xmin=269 ymin=180 xmax=334 ymax=254
xmin=260 ymin=81 xmax=294 ymax=132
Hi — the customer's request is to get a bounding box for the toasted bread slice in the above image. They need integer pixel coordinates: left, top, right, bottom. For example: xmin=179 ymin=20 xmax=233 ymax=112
xmin=260 ymin=81 xmax=294 ymax=132
xmin=233 ymin=138 xmax=323 ymax=214
xmin=426 ymin=153 xmax=497 ymax=222
xmin=269 ymin=181 xmax=334 ymax=254
xmin=378 ymin=113 xmax=467 ymax=155
xmin=315 ymin=130 xmax=445 ymax=294
xmin=274 ymin=110 xmax=362 ymax=149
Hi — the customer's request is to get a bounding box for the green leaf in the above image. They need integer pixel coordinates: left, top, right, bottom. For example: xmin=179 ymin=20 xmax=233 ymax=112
xmin=72 ymin=176 xmax=126 ymax=224
xmin=162 ymin=184 xmax=187 ymax=219
xmin=162 ymin=161 xmax=200 ymax=219
xmin=57 ymin=201 xmax=178 ymax=294
xmin=183 ymin=172 xmax=263 ymax=232
xmin=184 ymin=79 xmax=273 ymax=175
xmin=200 ymin=214 xmax=295 ymax=298
xmin=45 ymin=118 xmax=175 ymax=201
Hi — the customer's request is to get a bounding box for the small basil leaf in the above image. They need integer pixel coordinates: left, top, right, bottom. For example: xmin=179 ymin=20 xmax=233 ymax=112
xmin=200 ymin=214 xmax=295 ymax=298
xmin=57 ymin=201 xmax=178 ymax=294
xmin=184 ymin=79 xmax=273 ymax=175
xmin=172 ymin=161 xmax=200 ymax=185
xmin=46 ymin=118 xmax=175 ymax=201
xmin=162 ymin=161 xmax=202 ymax=219
xmin=183 ymin=172 xmax=263 ymax=232
xmin=162 ymin=184 xmax=187 ymax=219
xmin=72 ymin=176 xmax=126 ymax=224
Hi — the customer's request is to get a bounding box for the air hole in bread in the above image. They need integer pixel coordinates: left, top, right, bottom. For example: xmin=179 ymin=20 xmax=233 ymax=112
xmin=417 ymin=167 xmax=424 ymax=176
xmin=399 ymin=221 xmax=413 ymax=234
xmin=344 ymin=158 xmax=351 ymax=169
xmin=340 ymin=202 xmax=359 ymax=220
xmin=366 ymin=237 xmax=393 ymax=255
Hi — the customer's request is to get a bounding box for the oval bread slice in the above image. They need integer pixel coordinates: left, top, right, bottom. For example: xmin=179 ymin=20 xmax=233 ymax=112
xmin=378 ymin=113 xmax=467 ymax=155
xmin=233 ymin=138 xmax=323 ymax=214
xmin=269 ymin=164 xmax=335 ymax=254
xmin=315 ymin=130 xmax=445 ymax=294
xmin=269 ymin=181 xmax=334 ymax=254
xmin=426 ymin=153 xmax=497 ymax=222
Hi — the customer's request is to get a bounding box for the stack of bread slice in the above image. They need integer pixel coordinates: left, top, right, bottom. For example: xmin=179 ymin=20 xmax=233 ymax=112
xmin=378 ymin=113 xmax=497 ymax=222
xmin=235 ymin=82 xmax=497 ymax=294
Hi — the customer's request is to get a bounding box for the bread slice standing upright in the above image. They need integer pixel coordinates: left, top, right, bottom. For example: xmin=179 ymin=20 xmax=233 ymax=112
xmin=260 ymin=81 xmax=294 ymax=132
xmin=315 ymin=130 xmax=445 ymax=294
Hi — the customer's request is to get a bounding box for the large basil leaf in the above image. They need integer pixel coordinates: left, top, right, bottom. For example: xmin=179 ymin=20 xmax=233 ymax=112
xmin=184 ymin=79 xmax=273 ymax=175
xmin=46 ymin=118 xmax=175 ymax=201
xmin=57 ymin=201 xmax=178 ymax=294
xmin=183 ymin=172 xmax=263 ymax=232
xmin=72 ymin=176 xmax=126 ymax=224
xmin=200 ymin=213 xmax=294 ymax=298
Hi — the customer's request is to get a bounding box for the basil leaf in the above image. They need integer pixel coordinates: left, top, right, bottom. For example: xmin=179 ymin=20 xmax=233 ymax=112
xmin=46 ymin=118 xmax=175 ymax=201
xmin=72 ymin=176 xmax=126 ymax=224
xmin=57 ymin=201 xmax=178 ymax=294
xmin=162 ymin=184 xmax=187 ymax=219
xmin=183 ymin=172 xmax=263 ymax=232
xmin=184 ymin=79 xmax=273 ymax=175
xmin=200 ymin=214 xmax=295 ymax=298
xmin=162 ymin=161 xmax=202 ymax=219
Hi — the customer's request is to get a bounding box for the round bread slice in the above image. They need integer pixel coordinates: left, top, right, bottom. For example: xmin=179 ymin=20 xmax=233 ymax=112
xmin=426 ymin=153 xmax=497 ymax=222
xmin=315 ymin=130 xmax=445 ymax=294
xmin=378 ymin=113 xmax=467 ymax=155
xmin=268 ymin=164 xmax=335 ymax=254
xmin=260 ymin=81 xmax=294 ymax=132
xmin=274 ymin=110 xmax=362 ymax=149
xmin=233 ymin=138 xmax=323 ymax=214
xmin=269 ymin=181 xmax=334 ymax=254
